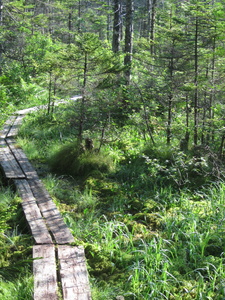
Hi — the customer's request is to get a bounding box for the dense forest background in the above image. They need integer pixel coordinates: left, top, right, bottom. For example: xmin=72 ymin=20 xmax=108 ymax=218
xmin=1 ymin=0 xmax=225 ymax=299
xmin=1 ymin=0 xmax=225 ymax=153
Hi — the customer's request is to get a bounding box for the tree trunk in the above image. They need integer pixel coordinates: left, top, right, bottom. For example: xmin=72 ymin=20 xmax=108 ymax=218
xmin=193 ymin=17 xmax=199 ymax=146
xmin=112 ymin=0 xmax=121 ymax=52
xmin=166 ymin=11 xmax=174 ymax=145
xmin=78 ymin=0 xmax=81 ymax=32
xmin=48 ymin=71 xmax=52 ymax=115
xmin=107 ymin=0 xmax=111 ymax=41
xmin=78 ymin=51 xmax=88 ymax=141
xmin=150 ymin=0 xmax=157 ymax=55
xmin=124 ymin=0 xmax=134 ymax=85
xmin=0 ymin=0 xmax=2 ymax=24
xmin=207 ymin=34 xmax=216 ymax=143
xmin=141 ymin=0 xmax=151 ymax=38
xmin=0 ymin=0 xmax=3 ymax=72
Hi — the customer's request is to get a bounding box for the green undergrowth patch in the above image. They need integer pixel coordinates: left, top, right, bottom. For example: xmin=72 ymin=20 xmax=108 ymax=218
xmin=48 ymin=141 xmax=115 ymax=179
xmin=17 ymin=103 xmax=225 ymax=299
xmin=0 ymin=183 xmax=33 ymax=299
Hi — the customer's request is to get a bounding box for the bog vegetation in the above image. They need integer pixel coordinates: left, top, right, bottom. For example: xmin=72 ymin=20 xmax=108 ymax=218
xmin=0 ymin=0 xmax=225 ymax=299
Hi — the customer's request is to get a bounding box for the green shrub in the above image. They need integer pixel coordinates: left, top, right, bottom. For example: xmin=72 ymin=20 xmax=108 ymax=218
xmin=49 ymin=141 xmax=115 ymax=178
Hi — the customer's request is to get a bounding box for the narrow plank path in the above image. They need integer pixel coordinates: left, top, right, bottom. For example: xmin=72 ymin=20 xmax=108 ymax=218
xmin=0 ymin=100 xmax=91 ymax=300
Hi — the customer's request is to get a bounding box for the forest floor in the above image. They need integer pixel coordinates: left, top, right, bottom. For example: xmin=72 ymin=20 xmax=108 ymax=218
xmin=1 ymin=99 xmax=225 ymax=299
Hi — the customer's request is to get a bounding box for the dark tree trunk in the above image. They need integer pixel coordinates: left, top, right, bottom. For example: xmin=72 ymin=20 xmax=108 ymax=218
xmin=78 ymin=0 xmax=81 ymax=32
xmin=78 ymin=52 xmax=88 ymax=141
xmin=193 ymin=17 xmax=199 ymax=146
xmin=107 ymin=0 xmax=111 ymax=41
xmin=0 ymin=0 xmax=3 ymax=72
xmin=112 ymin=0 xmax=121 ymax=52
xmin=124 ymin=0 xmax=134 ymax=85
xmin=207 ymin=35 xmax=216 ymax=143
xmin=150 ymin=0 xmax=157 ymax=55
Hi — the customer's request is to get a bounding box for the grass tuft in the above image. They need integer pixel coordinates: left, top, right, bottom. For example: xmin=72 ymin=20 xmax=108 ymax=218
xmin=48 ymin=141 xmax=115 ymax=178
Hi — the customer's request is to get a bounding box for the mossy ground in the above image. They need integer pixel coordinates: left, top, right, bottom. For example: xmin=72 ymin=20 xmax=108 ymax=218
xmin=15 ymin=103 xmax=225 ymax=299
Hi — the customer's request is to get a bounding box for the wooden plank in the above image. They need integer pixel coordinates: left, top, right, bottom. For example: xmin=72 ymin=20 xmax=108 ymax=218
xmin=33 ymin=244 xmax=58 ymax=300
xmin=0 ymin=146 xmax=25 ymax=179
xmin=14 ymin=179 xmax=52 ymax=244
xmin=0 ymin=116 xmax=17 ymax=139
xmin=16 ymin=107 xmax=41 ymax=115
xmin=7 ymin=138 xmax=39 ymax=179
xmin=7 ymin=115 xmax=25 ymax=137
xmin=29 ymin=179 xmax=75 ymax=244
xmin=58 ymin=245 xmax=91 ymax=300
xmin=0 ymin=138 xmax=7 ymax=148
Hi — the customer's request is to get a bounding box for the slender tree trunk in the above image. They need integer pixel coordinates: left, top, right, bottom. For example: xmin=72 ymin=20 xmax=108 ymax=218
xmin=107 ymin=0 xmax=111 ymax=41
xmin=51 ymin=76 xmax=57 ymax=115
xmin=0 ymin=0 xmax=2 ymax=24
xmin=142 ymin=0 xmax=151 ymax=38
xmin=185 ymin=94 xmax=190 ymax=148
xmin=78 ymin=0 xmax=81 ymax=32
xmin=48 ymin=71 xmax=52 ymax=115
xmin=207 ymin=34 xmax=216 ymax=143
xmin=167 ymin=94 xmax=172 ymax=145
xmin=68 ymin=12 xmax=72 ymax=44
xmin=150 ymin=0 xmax=157 ymax=55
xmin=124 ymin=0 xmax=134 ymax=85
xmin=136 ymin=84 xmax=155 ymax=144
xmin=180 ymin=94 xmax=190 ymax=151
xmin=166 ymin=11 xmax=174 ymax=145
xmin=193 ymin=17 xmax=199 ymax=146
xmin=219 ymin=135 xmax=225 ymax=159
xmin=78 ymin=52 xmax=88 ymax=141
xmin=0 ymin=0 xmax=3 ymax=72
xmin=112 ymin=0 xmax=121 ymax=52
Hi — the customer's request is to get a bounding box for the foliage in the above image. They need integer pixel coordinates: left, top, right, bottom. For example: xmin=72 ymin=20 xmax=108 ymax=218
xmin=48 ymin=140 xmax=115 ymax=178
xmin=17 ymin=100 xmax=225 ymax=299
xmin=1 ymin=0 xmax=225 ymax=298
xmin=0 ymin=184 xmax=33 ymax=299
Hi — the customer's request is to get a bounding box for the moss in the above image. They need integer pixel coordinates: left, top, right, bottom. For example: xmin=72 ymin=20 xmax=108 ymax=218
xmin=133 ymin=212 xmax=163 ymax=230
xmin=49 ymin=141 xmax=115 ymax=178
xmin=205 ymin=237 xmax=225 ymax=257
xmin=85 ymin=244 xmax=115 ymax=277
xmin=143 ymin=199 xmax=162 ymax=212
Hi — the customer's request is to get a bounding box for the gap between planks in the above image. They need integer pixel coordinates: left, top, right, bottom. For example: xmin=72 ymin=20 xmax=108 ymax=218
xmin=33 ymin=245 xmax=91 ymax=300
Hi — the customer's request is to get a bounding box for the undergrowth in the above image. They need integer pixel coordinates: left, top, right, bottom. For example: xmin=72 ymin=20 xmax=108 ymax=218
xmin=16 ymin=102 xmax=225 ymax=299
xmin=0 ymin=183 xmax=33 ymax=299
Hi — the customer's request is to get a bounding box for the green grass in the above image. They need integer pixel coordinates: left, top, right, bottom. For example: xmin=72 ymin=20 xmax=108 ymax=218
xmin=0 ymin=184 xmax=33 ymax=300
xmin=16 ymin=102 xmax=225 ymax=299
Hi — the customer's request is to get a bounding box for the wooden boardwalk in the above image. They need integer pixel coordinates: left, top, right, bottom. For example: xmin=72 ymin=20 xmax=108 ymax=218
xmin=0 ymin=104 xmax=91 ymax=300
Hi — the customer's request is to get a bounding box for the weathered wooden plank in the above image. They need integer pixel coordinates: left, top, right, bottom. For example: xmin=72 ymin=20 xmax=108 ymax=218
xmin=7 ymin=115 xmax=25 ymax=137
xmin=0 ymin=146 xmax=25 ymax=179
xmin=29 ymin=179 xmax=75 ymax=244
xmin=33 ymin=244 xmax=58 ymax=300
xmin=7 ymin=138 xmax=39 ymax=179
xmin=0 ymin=138 xmax=7 ymax=148
xmin=14 ymin=179 xmax=52 ymax=244
xmin=16 ymin=107 xmax=41 ymax=115
xmin=58 ymin=245 xmax=91 ymax=300
xmin=0 ymin=115 xmax=17 ymax=139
